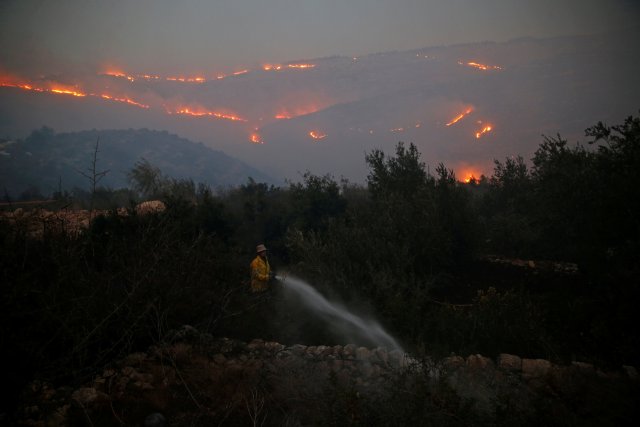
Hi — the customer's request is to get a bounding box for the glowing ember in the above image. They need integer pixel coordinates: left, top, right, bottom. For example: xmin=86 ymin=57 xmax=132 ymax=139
xmin=446 ymin=108 xmax=473 ymax=126
xmin=102 ymin=70 xmax=136 ymax=81
xmin=172 ymin=107 xmax=248 ymax=122
xmin=100 ymin=94 xmax=149 ymax=109
xmin=475 ymin=125 xmax=493 ymax=139
xmin=232 ymin=70 xmax=249 ymax=76
xmin=390 ymin=127 xmax=404 ymax=133
xmin=274 ymin=105 xmax=321 ymax=119
xmin=250 ymin=133 xmax=263 ymax=144
xmin=167 ymin=76 xmax=207 ymax=83
xmin=50 ymin=87 xmax=87 ymax=97
xmin=287 ymin=63 xmax=315 ymax=69
xmin=458 ymin=61 xmax=502 ymax=71
xmin=263 ymin=64 xmax=282 ymax=71
xmin=309 ymin=131 xmax=327 ymax=140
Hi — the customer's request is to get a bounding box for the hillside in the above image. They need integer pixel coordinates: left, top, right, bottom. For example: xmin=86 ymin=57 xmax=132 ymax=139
xmin=1 ymin=30 xmax=638 ymax=182
xmin=0 ymin=127 xmax=275 ymax=197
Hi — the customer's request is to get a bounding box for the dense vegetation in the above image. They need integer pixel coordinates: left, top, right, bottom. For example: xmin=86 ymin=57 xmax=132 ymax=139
xmin=1 ymin=114 xmax=639 ymax=422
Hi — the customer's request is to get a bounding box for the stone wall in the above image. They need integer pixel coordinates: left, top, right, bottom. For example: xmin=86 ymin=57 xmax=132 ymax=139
xmin=16 ymin=326 xmax=639 ymax=426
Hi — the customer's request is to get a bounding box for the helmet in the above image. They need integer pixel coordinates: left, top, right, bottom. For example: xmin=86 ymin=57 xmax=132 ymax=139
xmin=256 ymin=244 xmax=267 ymax=253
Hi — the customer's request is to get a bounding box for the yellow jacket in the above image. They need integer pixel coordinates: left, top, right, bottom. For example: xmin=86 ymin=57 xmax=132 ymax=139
xmin=250 ymin=255 xmax=271 ymax=292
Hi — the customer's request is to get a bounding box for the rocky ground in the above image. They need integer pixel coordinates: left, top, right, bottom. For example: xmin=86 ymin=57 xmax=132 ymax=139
xmin=14 ymin=326 xmax=639 ymax=426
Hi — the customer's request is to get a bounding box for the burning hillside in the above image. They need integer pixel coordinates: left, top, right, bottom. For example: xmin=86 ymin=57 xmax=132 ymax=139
xmin=1 ymin=32 xmax=637 ymax=183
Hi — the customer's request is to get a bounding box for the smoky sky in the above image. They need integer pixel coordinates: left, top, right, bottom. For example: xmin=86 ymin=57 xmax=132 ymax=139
xmin=1 ymin=0 xmax=638 ymax=75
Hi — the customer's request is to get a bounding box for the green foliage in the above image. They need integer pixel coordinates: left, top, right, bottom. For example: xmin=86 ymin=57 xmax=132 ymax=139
xmin=3 ymin=114 xmax=640 ymax=421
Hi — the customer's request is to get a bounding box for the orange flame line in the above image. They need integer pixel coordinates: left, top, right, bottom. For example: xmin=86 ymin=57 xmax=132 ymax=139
xmin=446 ymin=108 xmax=473 ymax=126
xmin=172 ymin=107 xmax=248 ymax=122
xmin=475 ymin=125 xmax=493 ymax=139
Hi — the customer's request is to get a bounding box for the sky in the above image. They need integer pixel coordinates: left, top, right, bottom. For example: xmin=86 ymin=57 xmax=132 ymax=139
xmin=1 ymin=0 xmax=639 ymax=75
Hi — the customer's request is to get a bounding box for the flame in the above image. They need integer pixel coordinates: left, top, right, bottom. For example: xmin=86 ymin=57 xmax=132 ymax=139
xmin=457 ymin=167 xmax=482 ymax=183
xmin=309 ymin=130 xmax=327 ymax=140
xmin=475 ymin=125 xmax=493 ymax=139
xmin=287 ymin=63 xmax=315 ymax=69
xmin=275 ymin=105 xmax=320 ymax=119
xmin=50 ymin=86 xmax=87 ymax=97
xmin=167 ymin=76 xmax=206 ymax=83
xmin=446 ymin=107 xmax=473 ymax=126
xmin=458 ymin=61 xmax=502 ymax=71
xmin=250 ymin=133 xmax=263 ymax=144
xmin=102 ymin=70 xmax=136 ymax=81
xmin=263 ymin=64 xmax=283 ymax=71
xmin=100 ymin=94 xmax=149 ymax=109
xmin=1 ymin=76 xmax=87 ymax=97
xmin=2 ymin=76 xmax=155 ymax=109
xmin=232 ymin=69 xmax=249 ymax=76
xmin=171 ymin=107 xmax=247 ymax=122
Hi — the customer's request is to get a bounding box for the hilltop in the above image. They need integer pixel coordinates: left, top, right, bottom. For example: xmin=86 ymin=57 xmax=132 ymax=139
xmin=0 ymin=127 xmax=275 ymax=197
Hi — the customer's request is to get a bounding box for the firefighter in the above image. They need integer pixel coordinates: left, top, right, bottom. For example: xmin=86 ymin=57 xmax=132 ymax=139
xmin=250 ymin=243 xmax=273 ymax=292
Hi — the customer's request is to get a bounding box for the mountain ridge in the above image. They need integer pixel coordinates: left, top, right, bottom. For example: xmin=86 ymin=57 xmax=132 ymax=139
xmin=0 ymin=127 xmax=276 ymax=197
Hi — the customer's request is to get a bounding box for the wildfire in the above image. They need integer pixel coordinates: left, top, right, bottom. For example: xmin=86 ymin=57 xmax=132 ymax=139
xmin=458 ymin=61 xmax=502 ymax=71
xmin=100 ymin=94 xmax=149 ymax=109
xmin=171 ymin=107 xmax=247 ymax=122
xmin=167 ymin=76 xmax=206 ymax=83
xmin=250 ymin=133 xmax=263 ymax=144
xmin=102 ymin=70 xmax=136 ymax=81
xmin=475 ymin=125 xmax=493 ymax=139
xmin=1 ymin=77 xmax=87 ymax=97
xmin=446 ymin=108 xmax=473 ymax=126
xmin=1 ymin=76 xmax=155 ymax=109
xmin=457 ymin=167 xmax=483 ymax=183
xmin=274 ymin=105 xmax=321 ymax=119
xmin=287 ymin=63 xmax=315 ymax=69
xmin=309 ymin=131 xmax=327 ymax=140
xmin=50 ymin=87 xmax=87 ymax=97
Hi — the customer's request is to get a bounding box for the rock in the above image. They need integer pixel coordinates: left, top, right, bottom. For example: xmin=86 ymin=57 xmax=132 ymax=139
xmin=622 ymin=365 xmax=638 ymax=380
xmin=388 ymin=350 xmax=405 ymax=368
xmin=571 ymin=361 xmax=594 ymax=374
xmin=265 ymin=341 xmax=285 ymax=353
xmin=290 ymin=344 xmax=307 ymax=356
xmin=466 ymin=354 xmax=494 ymax=371
xmin=355 ymin=347 xmax=371 ymax=360
xmin=136 ymin=200 xmax=166 ymax=215
xmin=498 ymin=353 xmax=522 ymax=372
xmin=247 ymin=339 xmax=265 ymax=351
xmin=144 ymin=412 xmax=166 ymax=427
xmin=71 ymin=387 xmax=109 ymax=406
xmin=213 ymin=353 xmax=227 ymax=364
xmin=522 ymin=359 xmax=552 ymax=378
xmin=343 ymin=344 xmax=357 ymax=358
xmin=374 ymin=348 xmax=389 ymax=365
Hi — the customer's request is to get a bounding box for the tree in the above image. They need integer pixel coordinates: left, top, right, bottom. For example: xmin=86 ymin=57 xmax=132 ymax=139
xmin=77 ymin=137 xmax=109 ymax=217
xmin=127 ymin=158 xmax=166 ymax=199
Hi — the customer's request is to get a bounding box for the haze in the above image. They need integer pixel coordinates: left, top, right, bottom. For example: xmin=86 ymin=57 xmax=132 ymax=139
xmin=1 ymin=0 xmax=639 ymax=185
xmin=1 ymin=0 xmax=637 ymax=74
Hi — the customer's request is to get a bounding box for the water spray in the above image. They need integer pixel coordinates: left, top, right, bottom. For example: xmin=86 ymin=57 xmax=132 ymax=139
xmin=275 ymin=274 xmax=402 ymax=351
